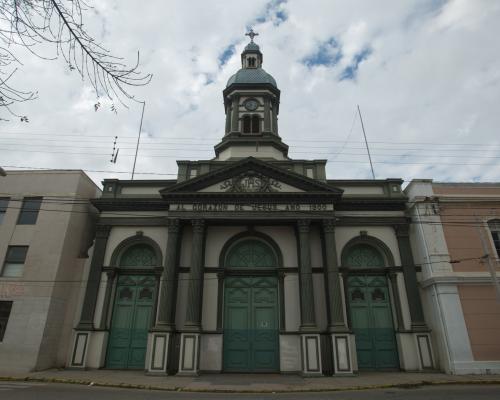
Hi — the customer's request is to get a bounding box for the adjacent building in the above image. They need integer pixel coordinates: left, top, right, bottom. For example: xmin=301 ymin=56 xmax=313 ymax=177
xmin=406 ymin=180 xmax=500 ymax=374
xmin=0 ymin=170 xmax=100 ymax=372
xmin=69 ymin=36 xmax=434 ymax=375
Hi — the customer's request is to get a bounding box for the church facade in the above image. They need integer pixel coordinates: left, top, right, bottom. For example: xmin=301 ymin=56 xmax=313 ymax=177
xmin=69 ymin=35 xmax=434 ymax=375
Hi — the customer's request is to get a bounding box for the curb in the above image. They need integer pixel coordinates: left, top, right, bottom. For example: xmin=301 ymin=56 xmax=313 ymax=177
xmin=1 ymin=375 xmax=500 ymax=393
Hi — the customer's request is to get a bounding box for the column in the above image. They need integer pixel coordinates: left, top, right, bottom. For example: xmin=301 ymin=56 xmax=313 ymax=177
xmin=178 ymin=219 xmax=206 ymax=375
xmin=395 ymin=224 xmax=434 ymax=370
xmin=395 ymin=224 xmax=427 ymax=330
xmin=99 ymin=269 xmax=117 ymax=329
xmin=155 ymin=219 xmax=181 ymax=330
xmin=297 ymin=219 xmax=322 ymax=375
xmin=71 ymin=224 xmax=110 ymax=368
xmin=322 ymin=219 xmax=353 ymax=374
xmin=297 ymin=219 xmax=316 ymax=329
xmin=263 ymin=97 xmax=271 ymax=133
xmin=231 ymin=95 xmax=239 ymax=133
xmin=322 ymin=219 xmax=347 ymax=332
xmin=76 ymin=225 xmax=111 ymax=330
xmin=148 ymin=219 xmax=180 ymax=373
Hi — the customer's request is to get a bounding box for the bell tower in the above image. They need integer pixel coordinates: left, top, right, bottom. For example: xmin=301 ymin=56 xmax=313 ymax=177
xmin=214 ymin=30 xmax=288 ymax=161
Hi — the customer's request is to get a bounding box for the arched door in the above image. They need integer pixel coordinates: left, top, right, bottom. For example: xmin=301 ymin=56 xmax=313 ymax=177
xmin=223 ymin=239 xmax=279 ymax=372
xmin=106 ymin=244 xmax=157 ymax=369
xmin=345 ymin=244 xmax=399 ymax=370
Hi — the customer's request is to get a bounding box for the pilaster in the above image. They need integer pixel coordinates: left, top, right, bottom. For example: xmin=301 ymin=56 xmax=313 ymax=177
xmin=395 ymin=224 xmax=427 ymax=331
xmin=322 ymin=219 xmax=348 ymax=332
xmin=178 ymin=219 xmax=206 ymax=376
xmin=76 ymin=224 xmax=111 ymax=330
xmin=155 ymin=219 xmax=181 ymax=331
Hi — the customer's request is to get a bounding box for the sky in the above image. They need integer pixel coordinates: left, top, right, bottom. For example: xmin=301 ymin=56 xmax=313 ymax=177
xmin=2 ymin=0 xmax=500 ymax=187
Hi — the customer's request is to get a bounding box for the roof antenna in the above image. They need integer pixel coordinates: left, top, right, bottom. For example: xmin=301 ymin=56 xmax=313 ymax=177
xmin=131 ymin=101 xmax=146 ymax=180
xmin=110 ymin=136 xmax=119 ymax=163
xmin=357 ymin=104 xmax=376 ymax=179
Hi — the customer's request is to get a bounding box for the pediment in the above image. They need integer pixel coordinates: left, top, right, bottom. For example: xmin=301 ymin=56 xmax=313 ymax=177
xmin=160 ymin=157 xmax=343 ymax=200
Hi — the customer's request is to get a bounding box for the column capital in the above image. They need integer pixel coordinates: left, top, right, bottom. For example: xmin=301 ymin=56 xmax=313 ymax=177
xmin=297 ymin=219 xmax=311 ymax=233
xmin=322 ymin=218 xmax=337 ymax=233
xmin=394 ymin=224 xmax=410 ymax=237
xmin=95 ymin=224 xmax=111 ymax=238
xmin=167 ymin=218 xmax=180 ymax=234
xmin=191 ymin=219 xmax=206 ymax=233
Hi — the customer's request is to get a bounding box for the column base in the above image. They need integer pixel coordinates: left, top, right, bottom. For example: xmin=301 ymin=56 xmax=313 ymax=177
xmin=300 ymin=333 xmax=322 ymax=376
xmin=331 ymin=333 xmax=354 ymax=374
xmin=68 ymin=330 xmax=108 ymax=369
xmin=146 ymin=332 xmax=171 ymax=373
xmin=177 ymin=332 xmax=200 ymax=375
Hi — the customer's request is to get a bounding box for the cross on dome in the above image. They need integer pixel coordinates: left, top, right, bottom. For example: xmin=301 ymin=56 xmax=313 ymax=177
xmin=245 ymin=29 xmax=259 ymax=43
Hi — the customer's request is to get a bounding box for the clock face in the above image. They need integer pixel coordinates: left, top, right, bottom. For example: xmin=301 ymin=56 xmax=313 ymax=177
xmin=245 ymin=99 xmax=258 ymax=111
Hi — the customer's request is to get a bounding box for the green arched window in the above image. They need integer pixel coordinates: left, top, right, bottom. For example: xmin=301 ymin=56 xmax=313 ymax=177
xmin=226 ymin=239 xmax=277 ymax=268
xmin=344 ymin=244 xmax=385 ymax=268
xmin=119 ymin=244 xmax=157 ymax=267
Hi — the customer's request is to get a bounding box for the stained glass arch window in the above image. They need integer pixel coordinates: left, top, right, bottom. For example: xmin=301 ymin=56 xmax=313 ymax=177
xmin=226 ymin=239 xmax=277 ymax=268
xmin=119 ymin=244 xmax=157 ymax=268
xmin=344 ymin=244 xmax=385 ymax=268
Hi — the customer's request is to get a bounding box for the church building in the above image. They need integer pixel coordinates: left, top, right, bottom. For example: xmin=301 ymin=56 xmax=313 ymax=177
xmin=70 ymin=32 xmax=435 ymax=375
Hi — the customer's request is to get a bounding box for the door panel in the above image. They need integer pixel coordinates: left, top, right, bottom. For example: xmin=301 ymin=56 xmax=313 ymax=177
xmin=348 ymin=276 xmax=398 ymax=370
xmin=223 ymin=277 xmax=279 ymax=372
xmin=106 ymin=275 xmax=155 ymax=369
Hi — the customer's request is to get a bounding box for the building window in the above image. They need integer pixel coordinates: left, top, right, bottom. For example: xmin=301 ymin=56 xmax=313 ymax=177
xmin=17 ymin=197 xmax=42 ymax=225
xmin=248 ymin=57 xmax=256 ymax=67
xmin=2 ymin=246 xmax=29 ymax=277
xmin=243 ymin=115 xmax=260 ymax=134
xmin=0 ymin=197 xmax=9 ymax=224
xmin=489 ymin=219 xmax=500 ymax=258
xmin=0 ymin=301 xmax=13 ymax=341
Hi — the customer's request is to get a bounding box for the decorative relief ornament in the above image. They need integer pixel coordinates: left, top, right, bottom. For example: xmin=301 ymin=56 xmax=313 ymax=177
xmin=219 ymin=172 xmax=282 ymax=193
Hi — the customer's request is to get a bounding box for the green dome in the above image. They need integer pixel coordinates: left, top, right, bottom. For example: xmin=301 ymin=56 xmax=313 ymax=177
xmin=244 ymin=42 xmax=261 ymax=52
xmin=226 ymin=68 xmax=277 ymax=88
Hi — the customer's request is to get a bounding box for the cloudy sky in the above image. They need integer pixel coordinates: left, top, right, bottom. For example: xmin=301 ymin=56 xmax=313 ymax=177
xmin=2 ymin=0 xmax=500 ymax=187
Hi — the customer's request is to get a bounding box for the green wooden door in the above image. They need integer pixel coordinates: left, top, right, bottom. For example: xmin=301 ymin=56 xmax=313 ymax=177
xmin=106 ymin=275 xmax=156 ymax=369
xmin=223 ymin=277 xmax=279 ymax=372
xmin=348 ymin=275 xmax=399 ymax=370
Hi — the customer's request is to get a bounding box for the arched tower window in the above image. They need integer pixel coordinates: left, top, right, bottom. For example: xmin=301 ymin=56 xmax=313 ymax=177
xmin=242 ymin=115 xmax=260 ymax=134
xmin=243 ymin=115 xmax=251 ymax=133
xmin=119 ymin=244 xmax=157 ymax=267
xmin=488 ymin=219 xmax=500 ymax=257
xmin=251 ymin=115 xmax=260 ymax=133
xmin=248 ymin=57 xmax=256 ymax=67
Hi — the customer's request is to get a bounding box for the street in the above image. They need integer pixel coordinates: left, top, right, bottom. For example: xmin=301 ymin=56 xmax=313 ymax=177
xmin=0 ymin=382 xmax=499 ymax=399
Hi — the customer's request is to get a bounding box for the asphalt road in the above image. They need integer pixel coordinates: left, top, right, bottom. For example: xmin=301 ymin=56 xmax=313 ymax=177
xmin=1 ymin=382 xmax=500 ymax=399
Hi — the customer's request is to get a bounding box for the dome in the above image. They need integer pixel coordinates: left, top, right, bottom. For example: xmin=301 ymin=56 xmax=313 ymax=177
xmin=244 ymin=42 xmax=261 ymax=52
xmin=226 ymin=68 xmax=277 ymax=88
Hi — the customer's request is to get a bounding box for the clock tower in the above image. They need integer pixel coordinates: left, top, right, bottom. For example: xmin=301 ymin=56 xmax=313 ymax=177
xmin=214 ymin=30 xmax=288 ymax=161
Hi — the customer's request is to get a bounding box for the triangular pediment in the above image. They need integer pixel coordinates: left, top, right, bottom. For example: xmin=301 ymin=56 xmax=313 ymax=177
xmin=160 ymin=157 xmax=343 ymax=201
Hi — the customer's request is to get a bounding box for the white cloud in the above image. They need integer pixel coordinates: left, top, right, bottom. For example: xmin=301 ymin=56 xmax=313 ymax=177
xmin=2 ymin=0 xmax=500 ymax=186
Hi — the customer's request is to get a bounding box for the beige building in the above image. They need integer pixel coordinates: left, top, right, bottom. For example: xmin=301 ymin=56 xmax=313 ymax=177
xmin=0 ymin=170 xmax=100 ymax=372
xmin=406 ymin=180 xmax=500 ymax=374
xmin=69 ymin=36 xmax=434 ymax=375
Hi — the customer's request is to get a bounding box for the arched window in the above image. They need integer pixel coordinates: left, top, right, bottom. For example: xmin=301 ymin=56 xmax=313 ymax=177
xmin=344 ymin=244 xmax=385 ymax=268
xmin=248 ymin=57 xmax=256 ymax=67
xmin=489 ymin=219 xmax=500 ymax=257
xmin=226 ymin=239 xmax=277 ymax=268
xmin=119 ymin=244 xmax=157 ymax=267
xmin=251 ymin=115 xmax=260 ymax=133
xmin=243 ymin=115 xmax=251 ymax=133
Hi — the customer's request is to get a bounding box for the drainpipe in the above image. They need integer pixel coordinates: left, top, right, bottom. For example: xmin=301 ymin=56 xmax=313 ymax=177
xmin=415 ymin=202 xmax=454 ymax=373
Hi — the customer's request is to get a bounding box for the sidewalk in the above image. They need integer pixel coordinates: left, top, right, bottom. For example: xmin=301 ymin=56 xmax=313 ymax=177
xmin=1 ymin=369 xmax=500 ymax=393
